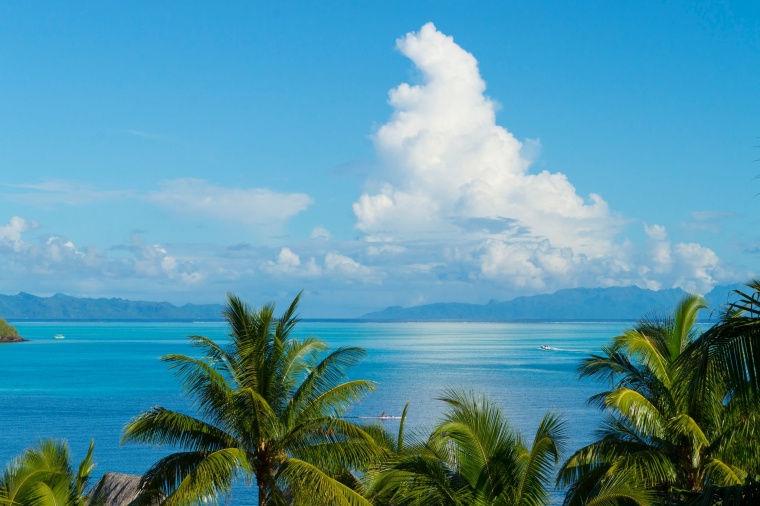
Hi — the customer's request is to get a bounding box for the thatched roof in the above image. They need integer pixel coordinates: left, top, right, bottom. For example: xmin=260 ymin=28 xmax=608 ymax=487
xmin=88 ymin=472 xmax=160 ymax=506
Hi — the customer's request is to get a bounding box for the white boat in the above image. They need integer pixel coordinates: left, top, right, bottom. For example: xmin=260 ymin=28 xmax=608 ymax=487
xmin=54 ymin=334 xmax=65 ymax=340
xmin=539 ymin=345 xmax=551 ymax=351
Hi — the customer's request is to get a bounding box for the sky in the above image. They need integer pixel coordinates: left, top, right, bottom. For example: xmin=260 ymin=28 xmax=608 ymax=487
xmin=1 ymin=1 xmax=759 ymax=317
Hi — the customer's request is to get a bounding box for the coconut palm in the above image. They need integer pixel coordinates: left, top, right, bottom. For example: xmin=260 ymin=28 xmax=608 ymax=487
xmin=680 ymin=280 xmax=760 ymax=504
xmin=558 ymin=294 xmax=760 ymax=505
xmin=368 ymin=389 xmax=567 ymax=506
xmin=122 ymin=293 xmax=381 ymax=506
xmin=685 ymin=279 xmax=760 ymax=409
xmin=0 ymin=438 xmax=97 ymax=506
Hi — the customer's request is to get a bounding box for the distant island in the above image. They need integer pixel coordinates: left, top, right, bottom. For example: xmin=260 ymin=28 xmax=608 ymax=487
xmin=361 ymin=284 xmax=743 ymax=321
xmin=0 ymin=293 xmax=224 ymax=322
xmin=0 ymin=317 xmax=26 ymax=343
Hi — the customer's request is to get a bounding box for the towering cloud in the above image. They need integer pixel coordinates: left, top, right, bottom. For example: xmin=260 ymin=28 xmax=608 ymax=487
xmin=353 ymin=23 xmax=730 ymax=293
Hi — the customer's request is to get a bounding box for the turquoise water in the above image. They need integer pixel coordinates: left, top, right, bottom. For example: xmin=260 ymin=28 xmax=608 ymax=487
xmin=0 ymin=321 xmax=626 ymax=504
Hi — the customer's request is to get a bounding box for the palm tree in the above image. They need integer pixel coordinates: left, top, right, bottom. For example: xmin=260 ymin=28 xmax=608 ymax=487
xmin=680 ymin=280 xmax=760 ymax=504
xmin=122 ymin=293 xmax=381 ymax=506
xmin=558 ymin=294 xmax=760 ymax=505
xmin=368 ymin=389 xmax=567 ymax=506
xmin=686 ymin=279 xmax=760 ymax=408
xmin=0 ymin=439 xmax=96 ymax=506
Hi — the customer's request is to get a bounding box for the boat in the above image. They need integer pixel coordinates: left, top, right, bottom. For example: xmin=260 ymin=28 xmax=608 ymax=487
xmin=539 ymin=345 xmax=551 ymax=351
xmin=357 ymin=414 xmax=402 ymax=420
xmin=54 ymin=334 xmax=65 ymax=340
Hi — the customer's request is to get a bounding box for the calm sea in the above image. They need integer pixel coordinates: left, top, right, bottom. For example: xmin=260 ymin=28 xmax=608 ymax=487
xmin=0 ymin=320 xmax=627 ymax=504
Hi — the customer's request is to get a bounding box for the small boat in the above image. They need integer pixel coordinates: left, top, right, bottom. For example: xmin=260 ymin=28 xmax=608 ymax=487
xmin=539 ymin=345 xmax=551 ymax=351
xmin=358 ymin=413 xmax=402 ymax=420
xmin=54 ymin=334 xmax=65 ymax=340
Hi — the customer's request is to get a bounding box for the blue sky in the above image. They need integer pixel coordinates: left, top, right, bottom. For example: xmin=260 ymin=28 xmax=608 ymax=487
xmin=1 ymin=1 xmax=758 ymax=316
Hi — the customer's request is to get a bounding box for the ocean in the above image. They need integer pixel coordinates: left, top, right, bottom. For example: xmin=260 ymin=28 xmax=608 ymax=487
xmin=0 ymin=320 xmax=627 ymax=504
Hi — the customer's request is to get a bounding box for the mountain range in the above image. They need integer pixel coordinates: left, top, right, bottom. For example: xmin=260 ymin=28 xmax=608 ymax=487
xmin=361 ymin=284 xmax=746 ymax=321
xmin=0 ymin=292 xmax=224 ymax=321
xmin=0 ymin=284 xmax=748 ymax=322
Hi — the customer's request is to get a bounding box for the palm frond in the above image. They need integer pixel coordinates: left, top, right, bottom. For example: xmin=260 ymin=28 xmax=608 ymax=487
xmin=701 ymin=457 xmax=746 ymax=487
xmin=513 ymin=412 xmax=567 ymax=506
xmin=161 ymin=353 xmax=235 ymax=423
xmin=292 ymin=379 xmax=376 ymax=424
xmin=161 ymin=448 xmax=251 ymax=506
xmin=186 ymin=334 xmax=238 ymax=383
xmin=122 ymin=407 xmax=233 ymax=451
xmin=281 ymin=338 xmax=328 ymax=392
xmin=274 ymin=290 xmax=302 ymax=343
xmin=398 ymin=400 xmax=411 ymax=454
xmin=277 ymin=458 xmax=372 ymax=506
xmin=603 ymin=388 xmax=666 ymax=439
xmin=287 ymin=347 xmax=369 ymax=420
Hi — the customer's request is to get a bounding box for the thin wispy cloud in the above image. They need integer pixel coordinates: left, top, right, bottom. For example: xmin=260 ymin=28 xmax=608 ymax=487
xmin=123 ymin=129 xmax=163 ymax=140
xmin=147 ymin=178 xmax=314 ymax=225
xmin=1 ymin=181 xmax=132 ymax=208
xmin=681 ymin=211 xmax=735 ymax=234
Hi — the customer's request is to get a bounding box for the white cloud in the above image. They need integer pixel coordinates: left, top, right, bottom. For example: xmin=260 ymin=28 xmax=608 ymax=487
xmin=148 ymin=178 xmax=313 ymax=225
xmin=367 ymin=244 xmax=406 ymax=256
xmin=645 ymin=224 xmax=671 ymax=273
xmin=324 ymin=252 xmax=376 ymax=281
xmin=266 ymin=247 xmax=301 ymax=273
xmin=264 ymin=247 xmax=321 ymax=277
xmin=44 ymin=236 xmax=80 ymax=264
xmin=0 ymin=216 xmax=33 ymax=252
xmin=310 ymin=226 xmax=332 ymax=240
xmin=278 ymin=247 xmax=301 ymax=269
xmin=672 ymin=243 xmax=721 ymax=293
xmin=354 ymin=23 xmax=615 ymax=256
xmin=350 ymin=22 xmax=733 ymax=295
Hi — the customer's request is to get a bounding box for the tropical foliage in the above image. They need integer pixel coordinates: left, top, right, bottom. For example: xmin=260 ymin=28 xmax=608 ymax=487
xmin=122 ymin=293 xmax=381 ymax=506
xmin=686 ymin=279 xmax=760 ymax=409
xmin=0 ymin=439 xmax=97 ymax=506
xmin=558 ymin=294 xmax=760 ymax=505
xmin=368 ymin=389 xmax=566 ymax=506
xmin=0 ymin=318 xmax=19 ymax=338
xmin=9 ymin=285 xmax=760 ymax=506
xmin=680 ymin=280 xmax=760 ymax=504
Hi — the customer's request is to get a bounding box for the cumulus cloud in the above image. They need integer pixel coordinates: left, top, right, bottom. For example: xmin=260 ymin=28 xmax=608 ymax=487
xmin=0 ymin=218 xmax=211 ymax=297
xmin=354 ymin=23 xmax=613 ymax=252
xmin=0 ymin=216 xmax=34 ymax=252
xmin=310 ymin=226 xmax=332 ymax=240
xmin=148 ymin=178 xmax=313 ymax=225
xmin=262 ymin=248 xmax=376 ymax=282
xmin=638 ymin=224 xmax=727 ymax=293
xmin=352 ymin=23 xmax=732 ymax=294
xmin=263 ymin=247 xmax=321 ymax=277
xmin=324 ymin=252 xmax=377 ymax=281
